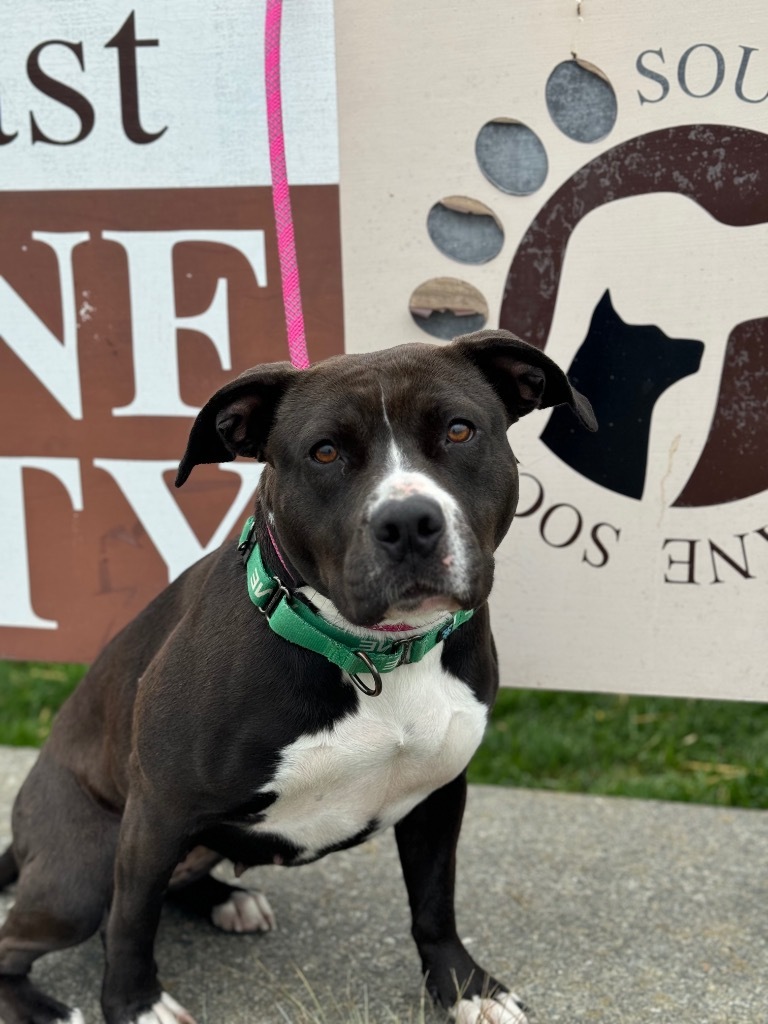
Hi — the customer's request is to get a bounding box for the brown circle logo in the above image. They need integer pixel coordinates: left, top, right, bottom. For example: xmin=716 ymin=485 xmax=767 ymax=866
xmin=501 ymin=123 xmax=768 ymax=507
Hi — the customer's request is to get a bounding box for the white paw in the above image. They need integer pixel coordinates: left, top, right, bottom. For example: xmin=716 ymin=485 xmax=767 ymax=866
xmin=211 ymin=888 xmax=276 ymax=933
xmin=135 ymin=991 xmax=197 ymax=1024
xmin=453 ymin=992 xmax=529 ymax=1024
xmin=55 ymin=1012 xmax=85 ymax=1024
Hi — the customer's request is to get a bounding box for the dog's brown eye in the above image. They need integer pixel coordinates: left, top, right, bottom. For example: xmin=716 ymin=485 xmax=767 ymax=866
xmin=311 ymin=441 xmax=339 ymax=464
xmin=447 ymin=421 xmax=475 ymax=444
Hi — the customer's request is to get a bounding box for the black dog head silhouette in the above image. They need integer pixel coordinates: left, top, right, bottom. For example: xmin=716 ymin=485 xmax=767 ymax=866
xmin=541 ymin=290 xmax=703 ymax=500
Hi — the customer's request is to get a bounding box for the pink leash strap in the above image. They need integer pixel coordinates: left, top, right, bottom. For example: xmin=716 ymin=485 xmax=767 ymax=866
xmin=265 ymin=0 xmax=310 ymax=369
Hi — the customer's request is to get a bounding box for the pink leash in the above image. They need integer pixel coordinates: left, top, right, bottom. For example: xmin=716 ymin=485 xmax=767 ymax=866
xmin=264 ymin=5 xmax=416 ymax=631
xmin=265 ymin=0 xmax=310 ymax=370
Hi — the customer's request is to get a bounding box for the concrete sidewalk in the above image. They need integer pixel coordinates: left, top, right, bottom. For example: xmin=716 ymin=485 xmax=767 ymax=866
xmin=1 ymin=746 xmax=766 ymax=1024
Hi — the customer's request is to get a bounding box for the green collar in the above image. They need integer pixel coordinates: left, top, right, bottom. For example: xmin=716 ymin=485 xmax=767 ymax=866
xmin=238 ymin=516 xmax=474 ymax=696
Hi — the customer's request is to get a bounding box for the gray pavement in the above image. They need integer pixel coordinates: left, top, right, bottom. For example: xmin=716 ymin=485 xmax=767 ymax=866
xmin=1 ymin=745 xmax=766 ymax=1024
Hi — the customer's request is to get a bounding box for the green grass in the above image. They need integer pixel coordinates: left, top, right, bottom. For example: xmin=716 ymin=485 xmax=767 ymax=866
xmin=0 ymin=661 xmax=84 ymax=746
xmin=1 ymin=661 xmax=766 ymax=808
xmin=468 ymin=688 xmax=768 ymax=808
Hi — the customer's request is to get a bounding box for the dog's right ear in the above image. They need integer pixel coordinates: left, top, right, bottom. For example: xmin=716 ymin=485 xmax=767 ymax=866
xmin=451 ymin=329 xmax=597 ymax=431
xmin=175 ymin=362 xmax=297 ymax=487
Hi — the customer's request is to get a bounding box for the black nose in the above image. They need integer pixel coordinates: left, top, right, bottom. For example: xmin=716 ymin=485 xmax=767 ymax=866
xmin=371 ymin=497 xmax=446 ymax=562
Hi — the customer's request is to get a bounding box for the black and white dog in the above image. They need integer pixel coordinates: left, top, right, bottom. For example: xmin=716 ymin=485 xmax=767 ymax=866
xmin=0 ymin=330 xmax=595 ymax=1024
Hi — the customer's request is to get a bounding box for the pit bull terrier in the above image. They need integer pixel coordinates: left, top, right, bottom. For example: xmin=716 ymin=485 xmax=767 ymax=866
xmin=0 ymin=330 xmax=596 ymax=1024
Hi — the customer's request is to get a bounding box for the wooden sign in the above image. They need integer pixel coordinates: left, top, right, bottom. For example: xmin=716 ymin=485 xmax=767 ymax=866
xmin=0 ymin=1 xmax=342 ymax=661
xmin=335 ymin=0 xmax=768 ymax=700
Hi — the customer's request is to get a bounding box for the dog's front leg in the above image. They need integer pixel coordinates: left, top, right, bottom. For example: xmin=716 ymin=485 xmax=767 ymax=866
xmin=102 ymin=794 xmax=196 ymax=1024
xmin=395 ymin=773 xmax=528 ymax=1024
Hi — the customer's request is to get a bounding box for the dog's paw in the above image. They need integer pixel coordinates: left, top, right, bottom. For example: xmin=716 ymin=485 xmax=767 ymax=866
xmin=55 ymin=1012 xmax=85 ymax=1024
xmin=211 ymin=889 xmax=276 ymax=933
xmin=452 ymin=992 xmax=529 ymax=1024
xmin=135 ymin=991 xmax=196 ymax=1024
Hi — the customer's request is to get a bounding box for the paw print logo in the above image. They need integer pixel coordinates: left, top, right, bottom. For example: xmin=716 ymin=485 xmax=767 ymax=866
xmin=409 ymin=59 xmax=617 ymax=338
xmin=410 ymin=59 xmax=768 ymax=508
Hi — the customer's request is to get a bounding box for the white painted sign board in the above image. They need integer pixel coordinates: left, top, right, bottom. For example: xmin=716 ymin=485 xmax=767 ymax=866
xmin=334 ymin=0 xmax=768 ymax=700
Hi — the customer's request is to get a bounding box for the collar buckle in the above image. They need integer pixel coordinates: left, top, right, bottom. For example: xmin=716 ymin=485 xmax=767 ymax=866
xmin=392 ymin=635 xmax=418 ymax=666
xmin=258 ymin=576 xmax=291 ymax=619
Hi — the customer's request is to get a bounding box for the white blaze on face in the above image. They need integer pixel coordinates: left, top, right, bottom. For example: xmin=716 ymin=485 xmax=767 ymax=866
xmin=367 ymin=393 xmax=470 ymax=600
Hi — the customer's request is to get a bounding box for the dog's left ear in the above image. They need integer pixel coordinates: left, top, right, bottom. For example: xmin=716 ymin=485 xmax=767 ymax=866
xmin=175 ymin=362 xmax=298 ymax=487
xmin=451 ymin=329 xmax=597 ymax=431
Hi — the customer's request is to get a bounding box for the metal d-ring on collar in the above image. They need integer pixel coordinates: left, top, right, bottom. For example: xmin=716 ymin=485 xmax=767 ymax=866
xmin=257 ymin=573 xmax=385 ymax=698
xmin=349 ymin=650 xmax=383 ymax=697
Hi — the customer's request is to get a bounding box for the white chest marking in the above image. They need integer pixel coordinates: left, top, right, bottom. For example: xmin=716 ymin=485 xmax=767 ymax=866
xmin=249 ymin=649 xmax=487 ymax=862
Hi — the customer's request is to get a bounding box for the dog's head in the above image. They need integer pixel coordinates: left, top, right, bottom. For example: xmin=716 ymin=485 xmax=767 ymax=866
xmin=176 ymin=333 xmax=596 ymax=626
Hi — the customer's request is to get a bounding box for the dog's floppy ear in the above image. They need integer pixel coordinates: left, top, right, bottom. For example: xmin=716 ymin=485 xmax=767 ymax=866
xmin=175 ymin=362 xmax=298 ymax=487
xmin=451 ymin=328 xmax=597 ymax=431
